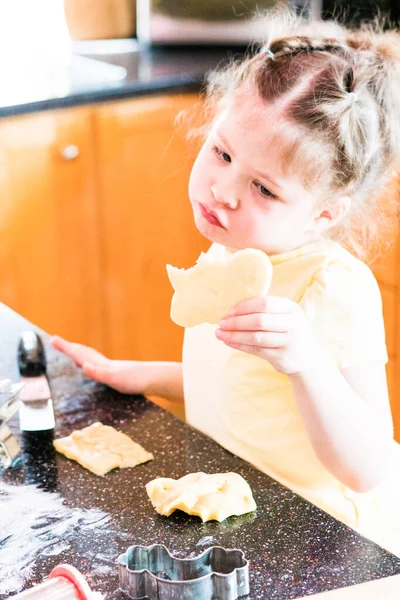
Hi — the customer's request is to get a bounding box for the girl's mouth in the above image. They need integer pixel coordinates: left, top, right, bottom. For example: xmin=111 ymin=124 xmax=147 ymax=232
xmin=199 ymin=204 xmax=225 ymax=229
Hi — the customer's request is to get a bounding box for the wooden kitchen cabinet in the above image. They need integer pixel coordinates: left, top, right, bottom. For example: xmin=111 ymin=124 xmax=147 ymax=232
xmin=0 ymin=107 xmax=105 ymax=351
xmin=376 ymin=268 xmax=400 ymax=439
xmin=375 ymin=257 xmax=400 ymax=440
xmin=369 ymin=176 xmax=400 ymax=440
xmin=94 ymin=93 xmax=208 ymax=361
xmin=0 ymin=93 xmax=208 ymax=364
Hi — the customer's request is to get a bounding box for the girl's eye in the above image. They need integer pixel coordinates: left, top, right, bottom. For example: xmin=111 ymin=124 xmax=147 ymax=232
xmin=213 ymin=146 xmax=231 ymax=163
xmin=255 ymin=182 xmax=277 ymax=200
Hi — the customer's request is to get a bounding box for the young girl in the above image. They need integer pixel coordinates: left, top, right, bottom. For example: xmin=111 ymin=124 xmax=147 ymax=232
xmin=52 ymin=9 xmax=400 ymax=555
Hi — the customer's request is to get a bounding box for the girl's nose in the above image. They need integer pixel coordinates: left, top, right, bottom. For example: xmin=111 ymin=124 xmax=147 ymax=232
xmin=210 ymin=183 xmax=239 ymax=209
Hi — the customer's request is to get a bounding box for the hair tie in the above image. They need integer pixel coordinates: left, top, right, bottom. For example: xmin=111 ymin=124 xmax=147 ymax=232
xmin=259 ymin=46 xmax=275 ymax=59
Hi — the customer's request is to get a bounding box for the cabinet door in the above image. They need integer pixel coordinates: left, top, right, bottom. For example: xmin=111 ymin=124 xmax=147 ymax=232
xmin=0 ymin=107 xmax=104 ymax=350
xmin=379 ymin=286 xmax=399 ymax=438
xmin=370 ymin=235 xmax=400 ymax=290
xmin=94 ymin=94 xmax=208 ymax=361
xmin=368 ymin=170 xmax=400 ymax=439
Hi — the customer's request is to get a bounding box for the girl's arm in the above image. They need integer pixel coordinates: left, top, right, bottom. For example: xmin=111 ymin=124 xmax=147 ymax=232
xmin=143 ymin=361 xmax=184 ymax=402
xmin=51 ymin=336 xmax=184 ymax=402
xmin=216 ymin=295 xmax=394 ymax=493
xmin=289 ymin=358 xmax=393 ymax=492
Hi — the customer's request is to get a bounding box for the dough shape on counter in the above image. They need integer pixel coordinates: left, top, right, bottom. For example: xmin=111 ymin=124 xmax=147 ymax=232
xmin=146 ymin=472 xmax=257 ymax=522
xmin=166 ymin=248 xmax=272 ymax=328
xmin=54 ymin=422 xmax=153 ymax=476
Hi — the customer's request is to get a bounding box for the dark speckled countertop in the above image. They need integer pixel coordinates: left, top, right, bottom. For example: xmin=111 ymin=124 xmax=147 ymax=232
xmin=1 ymin=301 xmax=400 ymax=599
xmin=0 ymin=44 xmax=243 ymax=118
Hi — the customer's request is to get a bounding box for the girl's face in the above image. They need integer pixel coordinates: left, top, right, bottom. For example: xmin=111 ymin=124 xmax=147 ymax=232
xmin=189 ymin=91 xmax=332 ymax=255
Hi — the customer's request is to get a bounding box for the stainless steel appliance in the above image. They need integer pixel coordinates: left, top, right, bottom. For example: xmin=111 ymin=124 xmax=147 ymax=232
xmin=137 ymin=0 xmax=321 ymax=45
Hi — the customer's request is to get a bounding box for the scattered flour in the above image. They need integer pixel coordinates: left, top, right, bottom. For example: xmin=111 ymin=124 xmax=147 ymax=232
xmin=0 ymin=483 xmax=113 ymax=596
xmin=196 ymin=536 xmax=215 ymax=547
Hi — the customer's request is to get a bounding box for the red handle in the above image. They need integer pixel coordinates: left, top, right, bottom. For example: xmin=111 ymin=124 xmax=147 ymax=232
xmin=49 ymin=565 xmax=95 ymax=600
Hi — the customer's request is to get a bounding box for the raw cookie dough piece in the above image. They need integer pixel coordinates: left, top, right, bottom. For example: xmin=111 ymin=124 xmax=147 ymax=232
xmin=54 ymin=422 xmax=153 ymax=476
xmin=146 ymin=472 xmax=257 ymax=522
xmin=166 ymin=248 xmax=272 ymax=327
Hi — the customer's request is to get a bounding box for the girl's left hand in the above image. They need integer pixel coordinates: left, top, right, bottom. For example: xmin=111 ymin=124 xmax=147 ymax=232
xmin=215 ymin=296 xmax=324 ymax=375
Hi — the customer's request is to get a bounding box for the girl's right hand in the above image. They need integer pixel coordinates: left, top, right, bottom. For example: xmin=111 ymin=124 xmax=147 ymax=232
xmin=51 ymin=335 xmax=148 ymax=395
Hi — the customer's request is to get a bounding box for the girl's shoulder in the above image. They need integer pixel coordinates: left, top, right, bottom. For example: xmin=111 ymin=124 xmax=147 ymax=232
xmin=269 ymin=239 xmax=380 ymax=307
xmin=298 ymin=243 xmax=387 ymax=369
xmin=298 ymin=241 xmax=384 ymax=342
xmin=306 ymin=241 xmax=380 ymax=302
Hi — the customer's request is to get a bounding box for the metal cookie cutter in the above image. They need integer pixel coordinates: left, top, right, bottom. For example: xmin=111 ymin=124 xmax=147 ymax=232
xmin=118 ymin=544 xmax=249 ymax=600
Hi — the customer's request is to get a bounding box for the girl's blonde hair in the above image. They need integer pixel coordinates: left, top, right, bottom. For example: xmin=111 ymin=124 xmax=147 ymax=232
xmin=202 ymin=7 xmax=400 ymax=259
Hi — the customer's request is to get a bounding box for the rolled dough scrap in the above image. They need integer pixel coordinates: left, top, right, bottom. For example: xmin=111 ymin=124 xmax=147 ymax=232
xmin=53 ymin=422 xmax=153 ymax=476
xmin=145 ymin=472 xmax=257 ymax=522
xmin=166 ymin=248 xmax=272 ymax=327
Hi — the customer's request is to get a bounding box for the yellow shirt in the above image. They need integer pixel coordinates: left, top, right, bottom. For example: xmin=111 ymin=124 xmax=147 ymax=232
xmin=183 ymin=240 xmax=400 ymax=555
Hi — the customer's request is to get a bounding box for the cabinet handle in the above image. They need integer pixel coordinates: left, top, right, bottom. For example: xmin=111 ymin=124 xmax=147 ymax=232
xmin=61 ymin=145 xmax=79 ymax=161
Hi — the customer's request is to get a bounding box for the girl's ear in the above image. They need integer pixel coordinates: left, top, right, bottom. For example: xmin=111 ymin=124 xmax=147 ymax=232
xmin=314 ymin=196 xmax=351 ymax=233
